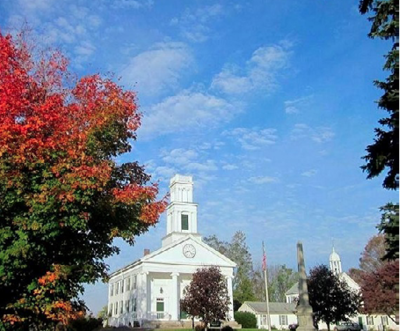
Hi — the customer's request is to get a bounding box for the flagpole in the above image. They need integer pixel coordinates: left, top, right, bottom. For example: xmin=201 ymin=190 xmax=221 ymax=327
xmin=262 ymin=241 xmax=272 ymax=331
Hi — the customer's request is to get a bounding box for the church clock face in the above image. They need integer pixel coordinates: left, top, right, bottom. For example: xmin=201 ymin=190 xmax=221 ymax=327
xmin=183 ymin=244 xmax=196 ymax=258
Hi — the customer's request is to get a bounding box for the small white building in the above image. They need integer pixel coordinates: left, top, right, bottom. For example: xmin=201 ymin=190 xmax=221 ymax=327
xmin=239 ymin=302 xmax=297 ymax=330
xmin=107 ymin=175 xmax=236 ymax=328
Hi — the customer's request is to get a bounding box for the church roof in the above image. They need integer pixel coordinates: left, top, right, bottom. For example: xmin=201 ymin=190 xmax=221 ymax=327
xmin=242 ymin=302 xmax=296 ymax=314
xmin=285 ymin=282 xmax=299 ymax=295
xmin=109 ymin=234 xmax=236 ymax=278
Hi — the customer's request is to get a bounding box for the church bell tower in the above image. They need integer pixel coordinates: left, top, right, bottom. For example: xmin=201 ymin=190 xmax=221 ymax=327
xmin=162 ymin=175 xmax=200 ymax=247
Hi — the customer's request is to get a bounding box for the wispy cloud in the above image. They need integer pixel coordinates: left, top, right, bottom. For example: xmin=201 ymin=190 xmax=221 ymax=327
xmin=211 ymin=44 xmax=291 ymax=95
xmin=284 ymin=95 xmax=313 ymax=114
xmin=223 ymin=127 xmax=278 ymax=150
xmin=248 ymin=176 xmax=278 ymax=184
xmin=161 ymin=148 xmax=198 ymax=165
xmin=120 ymin=42 xmax=193 ymax=95
xmin=139 ymin=90 xmax=240 ymax=138
xmin=301 ymin=169 xmax=318 ymax=177
xmin=290 ymin=123 xmax=335 ymax=143
xmin=170 ymin=4 xmax=224 ymax=43
xmin=108 ymin=0 xmax=153 ymax=9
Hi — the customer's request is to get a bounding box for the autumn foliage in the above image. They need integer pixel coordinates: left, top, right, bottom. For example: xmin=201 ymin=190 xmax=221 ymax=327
xmin=0 ymin=31 xmax=167 ymax=329
xmin=360 ymin=260 xmax=399 ymax=324
xmin=181 ymin=266 xmax=230 ymax=327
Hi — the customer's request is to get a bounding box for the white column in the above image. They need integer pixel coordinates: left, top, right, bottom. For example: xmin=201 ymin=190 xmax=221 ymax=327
xmin=171 ymin=272 xmax=180 ymax=320
xmin=227 ymin=276 xmax=234 ymax=321
xmin=139 ymin=272 xmax=149 ymax=320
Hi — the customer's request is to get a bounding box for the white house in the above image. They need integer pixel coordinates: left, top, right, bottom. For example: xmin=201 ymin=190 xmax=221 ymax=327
xmin=239 ymin=302 xmax=297 ymax=330
xmin=107 ymin=175 xmax=237 ymax=328
xmin=284 ymin=248 xmax=398 ymax=331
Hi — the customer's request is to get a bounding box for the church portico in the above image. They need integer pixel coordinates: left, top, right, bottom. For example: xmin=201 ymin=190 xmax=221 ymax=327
xmin=107 ymin=175 xmax=236 ymax=327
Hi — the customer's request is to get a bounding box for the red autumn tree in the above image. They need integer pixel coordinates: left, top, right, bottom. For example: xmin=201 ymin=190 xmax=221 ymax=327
xmin=180 ymin=266 xmax=230 ymax=329
xmin=0 ymin=31 xmax=167 ymax=330
xmin=360 ymin=260 xmax=399 ymax=324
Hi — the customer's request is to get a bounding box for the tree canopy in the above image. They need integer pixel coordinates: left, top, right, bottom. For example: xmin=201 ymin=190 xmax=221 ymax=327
xmin=360 ymin=260 xmax=399 ymax=324
xmin=360 ymin=0 xmax=399 ymax=190
xmin=180 ymin=266 xmax=230 ymax=328
xmin=308 ymin=265 xmax=361 ymax=331
xmin=0 ymin=32 xmax=167 ymax=329
xmin=347 ymin=234 xmax=398 ymax=325
xmin=204 ymin=231 xmax=256 ymax=304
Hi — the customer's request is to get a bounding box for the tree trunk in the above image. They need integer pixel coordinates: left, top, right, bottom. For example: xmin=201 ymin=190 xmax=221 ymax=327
xmin=326 ymin=321 xmax=330 ymax=331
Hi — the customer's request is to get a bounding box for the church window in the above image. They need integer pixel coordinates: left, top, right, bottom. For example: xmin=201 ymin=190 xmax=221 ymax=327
xmin=115 ymin=282 xmax=119 ymax=295
xmin=115 ymin=302 xmax=118 ymax=315
xmin=381 ymin=316 xmax=388 ymax=326
xmin=126 ymin=277 xmax=130 ymax=291
xmin=279 ymin=315 xmax=288 ymax=325
xmin=109 ymin=303 xmax=113 ymax=316
xmin=120 ymin=300 xmax=123 ymax=314
xmin=133 ymin=275 xmax=137 ymax=289
xmin=121 ymin=279 xmax=124 ymax=293
xmin=366 ymin=316 xmax=374 ymax=325
xmin=110 ymin=284 xmax=114 ymax=296
xmin=181 ymin=214 xmax=189 ymax=230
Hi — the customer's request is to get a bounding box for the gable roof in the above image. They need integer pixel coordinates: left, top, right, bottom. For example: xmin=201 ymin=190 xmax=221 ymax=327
xmin=109 ymin=234 xmax=236 ymax=277
xmin=285 ymin=282 xmax=299 ymax=295
xmin=242 ymin=302 xmax=296 ymax=314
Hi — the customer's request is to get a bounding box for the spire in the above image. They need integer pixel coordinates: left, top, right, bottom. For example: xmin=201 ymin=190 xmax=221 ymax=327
xmin=329 ymin=244 xmax=342 ymax=275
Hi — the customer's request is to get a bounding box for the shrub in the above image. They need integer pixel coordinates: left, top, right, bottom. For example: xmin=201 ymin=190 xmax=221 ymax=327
xmin=234 ymin=311 xmax=257 ymax=328
xmin=67 ymin=316 xmax=103 ymax=331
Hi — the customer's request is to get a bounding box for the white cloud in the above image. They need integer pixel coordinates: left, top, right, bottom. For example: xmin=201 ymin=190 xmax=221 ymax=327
xmin=120 ymin=42 xmax=193 ymax=95
xmin=171 ymin=4 xmax=224 ymax=43
xmin=290 ymin=123 xmax=335 ymax=143
xmin=109 ymin=0 xmax=154 ymax=9
xmin=186 ymin=160 xmax=218 ymax=172
xmin=222 ymin=164 xmax=238 ymax=170
xmin=162 ymin=148 xmax=198 ymax=165
xmin=139 ymin=90 xmax=240 ymax=138
xmin=284 ymin=95 xmax=313 ymax=114
xmin=248 ymin=176 xmax=278 ymax=184
xmin=211 ymin=44 xmax=290 ymax=95
xmin=223 ymin=127 xmax=278 ymax=150
xmin=301 ymin=169 xmax=318 ymax=177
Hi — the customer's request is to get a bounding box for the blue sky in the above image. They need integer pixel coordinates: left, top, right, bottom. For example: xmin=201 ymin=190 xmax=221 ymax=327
xmin=1 ymin=0 xmax=397 ymax=315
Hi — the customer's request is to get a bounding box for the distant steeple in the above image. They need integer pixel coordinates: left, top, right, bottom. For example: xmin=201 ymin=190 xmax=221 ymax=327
xmin=329 ymin=246 xmax=342 ymax=275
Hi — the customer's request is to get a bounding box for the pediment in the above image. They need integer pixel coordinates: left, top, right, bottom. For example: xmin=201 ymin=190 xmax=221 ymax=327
xmin=141 ymin=235 xmax=236 ymax=268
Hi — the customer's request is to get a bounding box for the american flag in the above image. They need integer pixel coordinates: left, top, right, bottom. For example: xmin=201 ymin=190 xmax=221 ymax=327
xmin=262 ymin=242 xmax=267 ymax=271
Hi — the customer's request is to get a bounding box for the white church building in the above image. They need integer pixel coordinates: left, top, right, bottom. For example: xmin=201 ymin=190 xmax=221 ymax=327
xmin=107 ymin=175 xmax=236 ymax=327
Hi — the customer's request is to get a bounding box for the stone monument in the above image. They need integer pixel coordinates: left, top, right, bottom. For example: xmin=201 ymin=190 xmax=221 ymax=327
xmin=296 ymin=241 xmax=316 ymax=331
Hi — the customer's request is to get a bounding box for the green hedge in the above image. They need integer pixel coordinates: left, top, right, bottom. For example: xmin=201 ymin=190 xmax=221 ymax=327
xmin=234 ymin=311 xmax=257 ymax=328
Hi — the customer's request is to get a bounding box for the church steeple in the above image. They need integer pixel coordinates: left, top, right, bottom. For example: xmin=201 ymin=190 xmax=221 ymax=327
xmin=329 ymin=246 xmax=342 ymax=275
xmin=162 ymin=175 xmax=200 ymax=246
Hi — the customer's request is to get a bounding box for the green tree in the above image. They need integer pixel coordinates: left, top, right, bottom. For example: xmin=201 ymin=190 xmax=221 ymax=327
xmin=204 ymin=231 xmax=256 ymax=305
xmin=359 ymin=0 xmax=399 ymax=261
xmin=268 ymin=265 xmax=299 ymax=302
xmin=308 ymin=265 xmax=361 ymax=331
xmin=180 ymin=266 xmax=230 ymax=329
xmin=360 ymin=0 xmax=399 ymax=190
xmin=0 ymin=32 xmax=167 ymax=330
